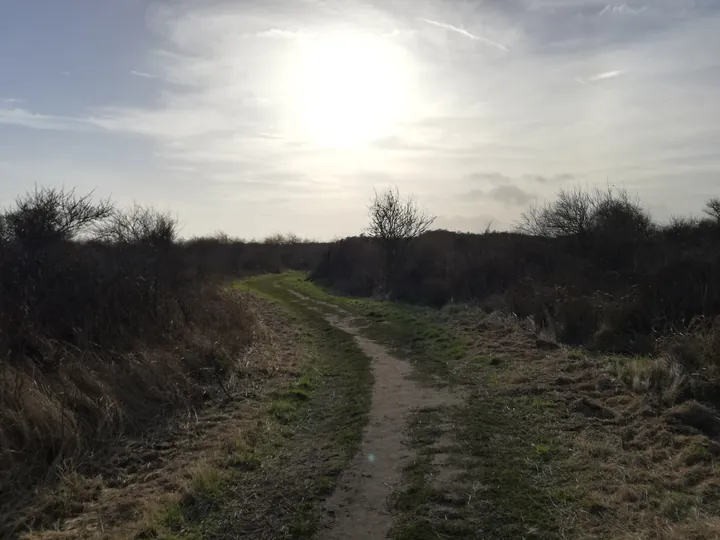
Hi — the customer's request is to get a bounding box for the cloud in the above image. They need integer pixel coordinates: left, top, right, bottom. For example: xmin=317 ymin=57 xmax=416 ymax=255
xmin=256 ymin=28 xmax=306 ymax=39
xmin=599 ymin=4 xmax=647 ymax=16
xmin=588 ymin=70 xmax=624 ymax=81
xmin=576 ymin=70 xmax=625 ymax=84
xmin=130 ymin=70 xmax=160 ymax=79
xmin=3 ymin=0 xmax=720 ymax=238
xmin=0 ymin=108 xmax=92 ymax=131
xmin=478 ymin=185 xmax=536 ymax=206
xmin=468 ymin=172 xmax=512 ymax=185
xmin=421 ymin=18 xmax=509 ymax=51
xmin=522 ymin=173 xmax=576 ymax=183
xmin=370 ymin=135 xmax=436 ymax=151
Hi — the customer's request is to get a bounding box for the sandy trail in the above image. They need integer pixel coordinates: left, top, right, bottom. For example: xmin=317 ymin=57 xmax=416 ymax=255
xmin=287 ymin=291 xmax=457 ymax=540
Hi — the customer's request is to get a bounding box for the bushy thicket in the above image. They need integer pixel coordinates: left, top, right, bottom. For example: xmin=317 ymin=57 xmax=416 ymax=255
xmin=0 ymin=188 xmax=323 ymax=528
xmin=183 ymin=233 xmax=326 ymax=279
xmin=312 ymin=187 xmax=720 ymax=355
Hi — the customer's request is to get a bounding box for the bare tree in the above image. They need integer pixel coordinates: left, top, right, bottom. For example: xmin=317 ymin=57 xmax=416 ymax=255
xmin=704 ymin=198 xmax=720 ymax=221
xmin=366 ymin=187 xmax=435 ymax=293
xmin=95 ymin=204 xmax=178 ymax=250
xmin=517 ymin=188 xmax=594 ymax=237
xmin=517 ymin=201 xmax=550 ymax=236
xmin=517 ymin=186 xmax=652 ymax=242
xmin=5 ymin=187 xmax=113 ymax=247
xmin=262 ymin=232 xmax=303 ymax=245
xmin=590 ymin=187 xmax=654 ymax=241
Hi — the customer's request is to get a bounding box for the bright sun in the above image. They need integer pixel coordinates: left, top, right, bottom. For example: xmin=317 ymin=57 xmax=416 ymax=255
xmin=289 ymin=32 xmax=411 ymax=147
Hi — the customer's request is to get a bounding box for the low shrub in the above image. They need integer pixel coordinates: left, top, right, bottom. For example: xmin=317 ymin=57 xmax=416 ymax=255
xmin=311 ymin=187 xmax=720 ymax=360
xmin=554 ymin=296 xmax=599 ymax=345
xmin=0 ymin=188 xmax=257 ymax=527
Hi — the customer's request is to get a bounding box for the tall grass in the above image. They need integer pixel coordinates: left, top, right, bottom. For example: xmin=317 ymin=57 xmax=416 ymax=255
xmin=0 ymin=188 xmax=262 ymax=527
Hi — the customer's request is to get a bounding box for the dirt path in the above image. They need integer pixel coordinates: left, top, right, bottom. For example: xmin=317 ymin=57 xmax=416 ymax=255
xmin=289 ymin=292 xmax=459 ymax=540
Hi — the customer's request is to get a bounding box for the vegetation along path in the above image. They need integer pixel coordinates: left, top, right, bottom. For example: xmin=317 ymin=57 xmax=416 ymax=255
xmin=282 ymin=287 xmax=459 ymax=539
xmin=19 ymin=272 xmax=720 ymax=539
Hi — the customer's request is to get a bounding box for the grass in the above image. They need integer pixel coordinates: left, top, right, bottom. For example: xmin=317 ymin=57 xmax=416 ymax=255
xmin=140 ymin=273 xmax=373 ymax=539
xmin=99 ymin=270 xmax=720 ymax=540
xmin=609 ymin=354 xmax=688 ymax=405
xmin=270 ymin=272 xmax=570 ymax=539
xmin=277 ymin=272 xmax=471 ymax=384
xmin=381 ymin=394 xmax=567 ymax=539
xmin=267 ymin=272 xmax=720 ymax=539
xmin=185 ymin=462 xmax=224 ymax=501
xmin=2 ymin=285 xmax=258 ymax=538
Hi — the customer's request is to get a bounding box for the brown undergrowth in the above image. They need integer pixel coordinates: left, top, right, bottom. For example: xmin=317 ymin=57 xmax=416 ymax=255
xmin=442 ymin=310 xmax=720 ymax=539
xmin=11 ymin=294 xmax=301 ymax=539
xmin=12 ymin=275 xmax=373 ymax=540
xmin=1 ymin=284 xmax=256 ymax=538
xmin=285 ymin=276 xmax=720 ymax=539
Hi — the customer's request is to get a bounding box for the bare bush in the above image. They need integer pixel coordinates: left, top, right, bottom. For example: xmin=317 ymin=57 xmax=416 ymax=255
xmin=704 ymin=198 xmax=720 ymax=221
xmin=367 ymin=187 xmax=435 ymax=292
xmin=518 ymin=186 xmax=595 ymax=238
xmin=590 ymin=187 xmax=654 ymax=241
xmin=96 ymin=204 xmax=178 ymax=248
xmin=0 ymin=188 xmax=256 ymax=529
xmin=263 ymin=232 xmax=303 ymax=245
xmin=665 ymin=216 xmax=701 ymax=238
xmin=4 ymin=187 xmax=112 ymax=247
xmin=518 ymin=186 xmax=653 ymax=245
xmin=315 ymin=185 xmax=719 ymax=355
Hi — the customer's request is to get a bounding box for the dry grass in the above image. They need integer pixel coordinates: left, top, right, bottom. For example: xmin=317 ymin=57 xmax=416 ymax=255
xmin=607 ymin=316 xmax=720 ymax=407
xmin=290 ymin=274 xmax=720 ymax=538
xmin=0 ymin=188 xmax=263 ymax=533
xmin=512 ymin=337 xmax=720 ymax=538
xmin=611 ymin=355 xmax=688 ymax=401
xmin=1 ymin=287 xmax=257 ymax=538
xmin=14 ymin=295 xmax=303 ymax=540
xmin=334 ymin=292 xmax=720 ymax=539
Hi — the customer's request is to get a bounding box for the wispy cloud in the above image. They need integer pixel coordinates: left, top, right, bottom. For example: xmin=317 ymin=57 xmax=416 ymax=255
xmin=576 ymin=70 xmax=625 ymax=84
xmin=0 ymin=108 xmax=91 ymax=131
xmin=599 ymin=4 xmax=647 ymax=16
xmin=486 ymin=185 xmax=535 ymax=206
xmin=130 ymin=70 xmax=160 ymax=80
xmin=468 ymin=172 xmax=512 ymax=185
xmin=256 ymin=28 xmax=306 ymax=39
xmin=588 ymin=70 xmax=625 ymax=81
xmin=421 ymin=18 xmax=509 ymax=51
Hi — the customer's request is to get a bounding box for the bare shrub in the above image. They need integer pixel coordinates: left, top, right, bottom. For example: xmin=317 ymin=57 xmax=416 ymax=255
xmin=704 ymin=198 xmax=720 ymax=221
xmin=96 ymin=204 xmax=178 ymax=248
xmin=664 ymin=216 xmax=702 ymax=241
xmin=590 ymin=187 xmax=654 ymax=240
xmin=662 ymin=317 xmax=720 ymax=373
xmin=554 ymin=295 xmax=599 ymax=345
xmin=367 ymin=187 xmax=435 ymax=293
xmin=262 ymin=232 xmax=304 ymax=245
xmin=518 ymin=186 xmax=595 ymax=238
xmin=5 ymin=186 xmax=112 ymax=247
xmin=313 ymin=185 xmax=720 ymax=371
xmin=518 ymin=186 xmax=653 ymax=252
xmin=0 ymin=188 xmax=256 ymax=531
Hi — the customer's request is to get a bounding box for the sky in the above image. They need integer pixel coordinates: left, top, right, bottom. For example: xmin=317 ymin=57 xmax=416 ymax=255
xmin=1 ymin=0 xmax=719 ymax=239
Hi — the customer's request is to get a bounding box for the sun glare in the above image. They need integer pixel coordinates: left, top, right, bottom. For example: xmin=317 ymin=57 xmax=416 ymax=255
xmin=289 ymin=32 xmax=412 ymax=147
